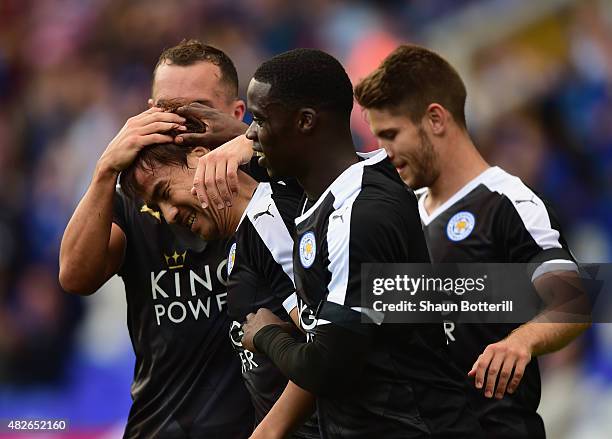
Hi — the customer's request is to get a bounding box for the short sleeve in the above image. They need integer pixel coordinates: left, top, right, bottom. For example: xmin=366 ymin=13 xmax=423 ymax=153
xmin=494 ymin=194 xmax=576 ymax=280
xmin=112 ymin=189 xmax=128 ymax=233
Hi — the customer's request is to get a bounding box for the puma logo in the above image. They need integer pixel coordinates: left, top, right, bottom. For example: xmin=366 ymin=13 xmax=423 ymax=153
xmin=514 ymin=195 xmax=538 ymax=206
xmin=331 ymin=207 xmax=348 ymax=223
xmin=254 ymin=203 xmax=274 ymax=220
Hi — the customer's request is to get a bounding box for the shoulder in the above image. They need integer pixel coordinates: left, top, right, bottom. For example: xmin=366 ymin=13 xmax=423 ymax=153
xmin=243 ymin=182 xmax=295 ymax=253
xmin=481 ymin=167 xmax=555 ymax=226
xmin=481 ymin=167 xmax=542 ymax=206
xmin=482 ymin=167 xmax=569 ymax=253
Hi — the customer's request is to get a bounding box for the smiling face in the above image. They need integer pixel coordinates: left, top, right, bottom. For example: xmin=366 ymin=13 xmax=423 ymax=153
xmin=366 ymin=108 xmax=440 ymax=190
xmin=245 ymin=79 xmax=300 ymax=178
xmin=132 ymin=149 xmax=228 ymax=240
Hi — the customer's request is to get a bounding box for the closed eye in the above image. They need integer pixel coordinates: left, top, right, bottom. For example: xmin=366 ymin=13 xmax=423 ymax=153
xmin=376 ymin=129 xmax=397 ymax=141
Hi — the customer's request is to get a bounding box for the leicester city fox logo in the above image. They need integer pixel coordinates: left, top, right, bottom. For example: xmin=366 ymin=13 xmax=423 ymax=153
xmin=446 ymin=211 xmax=476 ymax=242
xmin=299 ymin=231 xmax=316 ymax=268
xmin=227 ymin=242 xmax=237 ymax=275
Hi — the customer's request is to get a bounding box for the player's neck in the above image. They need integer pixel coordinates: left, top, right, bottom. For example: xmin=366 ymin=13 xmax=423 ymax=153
xmin=299 ymin=137 xmax=358 ymax=201
xmin=425 ymin=138 xmax=489 ymax=214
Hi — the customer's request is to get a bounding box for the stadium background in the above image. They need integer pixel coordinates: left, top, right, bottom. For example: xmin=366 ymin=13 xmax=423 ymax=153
xmin=1 ymin=0 xmax=611 ymax=437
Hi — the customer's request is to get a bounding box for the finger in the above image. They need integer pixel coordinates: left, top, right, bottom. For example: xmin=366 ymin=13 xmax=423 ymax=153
xmin=139 ymin=121 xmax=186 ymax=135
xmin=175 ymin=133 xmax=219 ymax=147
xmin=226 ymin=159 xmax=239 ymax=198
xmin=507 ymin=356 xmax=529 ymax=394
xmin=494 ymin=357 xmax=516 ymax=399
xmin=140 ymin=111 xmax=186 ymax=126
xmin=216 ymin=157 xmax=232 ymax=208
xmin=204 ymin=155 xmax=224 ymax=210
xmin=245 ymin=313 xmax=256 ymax=321
xmin=471 ymin=351 xmax=493 ymax=390
xmin=176 ymin=102 xmax=217 ymax=118
xmin=134 ymin=106 xmax=164 ymax=119
xmin=484 ymin=353 xmax=504 ymax=398
xmin=193 ymin=156 xmax=210 ymax=209
xmin=140 ymin=133 xmax=174 ymax=146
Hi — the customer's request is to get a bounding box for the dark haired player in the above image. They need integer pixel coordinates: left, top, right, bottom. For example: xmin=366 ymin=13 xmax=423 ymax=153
xmin=234 ymin=48 xmax=483 ymax=438
xmin=59 ymin=40 xmax=254 ymax=438
xmin=354 ymin=44 xmax=590 ymax=438
xmin=119 ymin=140 xmax=320 ymax=438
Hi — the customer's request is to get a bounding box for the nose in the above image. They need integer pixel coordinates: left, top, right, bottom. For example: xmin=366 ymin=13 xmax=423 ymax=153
xmin=245 ymin=121 xmax=257 ymax=142
xmin=380 ymin=142 xmax=394 ymax=159
xmin=158 ymin=202 xmax=179 ymax=224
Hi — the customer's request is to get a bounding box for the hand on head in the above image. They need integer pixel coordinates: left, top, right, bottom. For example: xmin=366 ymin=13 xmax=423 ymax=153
xmin=191 ymin=134 xmax=254 ymax=210
xmin=175 ymin=103 xmax=248 ymax=148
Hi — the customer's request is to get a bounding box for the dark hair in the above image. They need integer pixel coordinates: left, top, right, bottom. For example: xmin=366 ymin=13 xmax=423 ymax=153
xmin=253 ymin=48 xmax=353 ymax=116
xmin=354 ymin=45 xmax=467 ymax=128
xmin=120 ymin=100 xmax=204 ymax=201
xmin=119 ymin=143 xmax=197 ymax=201
xmin=154 ymin=39 xmax=239 ymax=98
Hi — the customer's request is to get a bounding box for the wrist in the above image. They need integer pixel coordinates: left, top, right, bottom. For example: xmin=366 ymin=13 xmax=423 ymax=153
xmin=94 ymin=161 xmax=120 ymax=183
xmin=508 ymin=325 xmax=536 ymax=354
xmin=253 ymin=324 xmax=284 ymax=353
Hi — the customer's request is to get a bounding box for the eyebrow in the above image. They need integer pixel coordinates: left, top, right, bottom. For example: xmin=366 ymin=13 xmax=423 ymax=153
xmin=374 ymin=128 xmax=397 ymax=137
xmin=151 ymin=179 xmax=169 ymax=202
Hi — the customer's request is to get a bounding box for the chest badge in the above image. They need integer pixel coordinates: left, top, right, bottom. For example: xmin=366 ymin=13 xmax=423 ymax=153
xmin=299 ymin=231 xmax=316 ymax=268
xmin=227 ymin=242 xmax=237 ymax=275
xmin=446 ymin=211 xmax=475 ymax=242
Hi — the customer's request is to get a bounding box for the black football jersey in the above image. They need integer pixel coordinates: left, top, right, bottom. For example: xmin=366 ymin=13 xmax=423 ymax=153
xmin=226 ymin=181 xmax=298 ymax=421
xmin=292 ymin=150 xmax=483 ymax=438
xmin=418 ymin=166 xmax=575 ymax=438
xmin=226 ymin=181 xmax=320 ymax=438
xmin=113 ymin=190 xmax=253 ymax=439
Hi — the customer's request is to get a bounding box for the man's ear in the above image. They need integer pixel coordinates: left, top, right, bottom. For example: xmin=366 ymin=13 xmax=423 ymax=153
xmin=191 ymin=146 xmax=211 ymax=157
xmin=233 ymin=99 xmax=246 ymax=121
xmin=425 ymin=103 xmax=448 ymax=137
xmin=297 ymin=108 xmax=317 ymax=133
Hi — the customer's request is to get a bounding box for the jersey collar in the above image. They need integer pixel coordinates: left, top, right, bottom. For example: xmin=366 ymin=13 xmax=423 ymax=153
xmin=295 ymin=149 xmax=387 ymax=225
xmin=418 ymin=166 xmax=500 ymax=225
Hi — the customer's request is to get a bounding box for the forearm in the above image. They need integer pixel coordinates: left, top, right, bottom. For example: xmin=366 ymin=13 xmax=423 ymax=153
xmin=524 ymin=270 xmax=591 ymax=355
xmin=59 ymin=163 xmax=121 ymax=294
xmin=254 ymin=323 xmax=371 ymax=395
xmin=251 ymin=381 xmax=315 ymax=439
xmin=507 ymin=321 xmax=590 ymax=357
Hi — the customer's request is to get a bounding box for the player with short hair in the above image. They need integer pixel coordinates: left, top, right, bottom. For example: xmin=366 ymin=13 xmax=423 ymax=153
xmin=354 ymin=44 xmax=590 ymax=438
xmin=119 ymin=139 xmax=320 ymax=438
xmin=238 ymin=48 xmax=484 ymax=438
xmin=59 ymin=40 xmax=254 ymax=438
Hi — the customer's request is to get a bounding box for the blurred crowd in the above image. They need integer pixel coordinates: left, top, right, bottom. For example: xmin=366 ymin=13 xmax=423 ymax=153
xmin=0 ymin=0 xmax=611 ymax=436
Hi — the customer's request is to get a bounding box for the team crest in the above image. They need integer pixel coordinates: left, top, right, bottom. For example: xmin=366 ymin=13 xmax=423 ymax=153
xmin=446 ymin=211 xmax=475 ymax=242
xmin=299 ymin=232 xmax=316 ymax=268
xmin=227 ymin=242 xmax=237 ymax=275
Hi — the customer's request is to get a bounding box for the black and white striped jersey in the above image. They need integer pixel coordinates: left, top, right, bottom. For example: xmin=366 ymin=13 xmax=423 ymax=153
xmin=418 ymin=166 xmax=575 ymax=437
xmin=293 ymin=150 xmax=483 ymax=437
xmin=227 ymin=180 xmax=320 ymax=438
xmin=226 ymin=181 xmax=301 ymax=424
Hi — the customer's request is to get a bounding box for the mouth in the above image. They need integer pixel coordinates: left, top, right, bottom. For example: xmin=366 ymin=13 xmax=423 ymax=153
xmin=393 ymin=160 xmax=407 ymax=173
xmin=186 ymin=212 xmax=196 ymax=231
